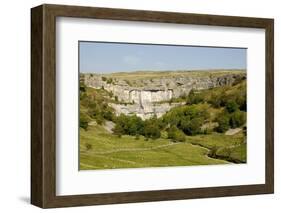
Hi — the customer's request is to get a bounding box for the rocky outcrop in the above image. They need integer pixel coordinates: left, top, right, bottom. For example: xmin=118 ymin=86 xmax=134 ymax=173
xmin=109 ymin=102 xmax=184 ymax=120
xmin=83 ymin=72 xmax=246 ymax=120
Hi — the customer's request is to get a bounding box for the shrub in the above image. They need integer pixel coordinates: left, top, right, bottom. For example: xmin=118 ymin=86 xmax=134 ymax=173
xmin=216 ymin=113 xmax=230 ymax=133
xmin=80 ymin=112 xmax=90 ymax=130
xmin=236 ymin=94 xmax=247 ymax=111
xmin=101 ymin=76 xmax=107 ymax=81
xmin=168 ymin=126 xmax=186 ymax=142
xmin=167 ymin=125 xmax=177 ymax=140
xmin=144 ymin=124 xmax=161 ymax=139
xmin=185 ymin=117 xmax=204 ymax=135
xmin=106 ymin=78 xmax=113 ymax=84
xmin=127 ymin=115 xmax=144 ymax=136
xmin=95 ymin=115 xmax=104 ymax=125
xmin=226 ymin=100 xmax=239 ymax=113
xmin=79 ymin=83 xmax=86 ymax=92
xmin=229 ymin=110 xmax=246 ymax=128
xmin=85 ymin=143 xmax=92 ymax=151
xmin=186 ymin=89 xmax=204 ymax=105
xmin=174 ymin=129 xmax=186 ymax=142
xmin=102 ymin=109 xmax=114 ymax=121
xmin=208 ymin=93 xmax=222 ymax=108
xmin=112 ymin=114 xmax=145 ymax=137
xmin=113 ymin=123 xmax=124 ymax=137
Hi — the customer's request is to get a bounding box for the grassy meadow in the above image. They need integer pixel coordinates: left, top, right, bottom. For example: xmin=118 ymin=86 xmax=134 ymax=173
xmin=80 ymin=125 xmax=232 ymax=170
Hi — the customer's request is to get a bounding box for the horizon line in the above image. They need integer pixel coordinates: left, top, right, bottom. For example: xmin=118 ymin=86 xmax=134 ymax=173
xmin=80 ymin=68 xmax=247 ymax=75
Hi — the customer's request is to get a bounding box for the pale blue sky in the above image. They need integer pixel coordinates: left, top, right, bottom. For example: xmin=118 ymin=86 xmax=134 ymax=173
xmin=79 ymin=41 xmax=246 ymax=73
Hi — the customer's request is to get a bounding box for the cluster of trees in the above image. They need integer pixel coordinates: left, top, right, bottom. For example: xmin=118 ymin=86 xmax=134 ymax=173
xmin=216 ymin=110 xmax=246 ymax=133
xmin=163 ymin=104 xmax=210 ymax=136
xmin=113 ymin=115 xmax=162 ymax=140
xmin=112 ymin=104 xmax=211 ymax=142
xmin=187 ymin=82 xmax=246 ymax=112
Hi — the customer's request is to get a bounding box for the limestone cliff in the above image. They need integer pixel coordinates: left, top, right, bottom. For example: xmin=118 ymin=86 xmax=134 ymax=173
xmin=82 ymin=71 xmax=246 ymax=120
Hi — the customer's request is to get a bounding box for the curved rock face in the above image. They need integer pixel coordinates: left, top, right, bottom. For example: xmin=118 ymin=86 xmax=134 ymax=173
xmin=83 ymin=72 xmax=246 ymax=119
xmin=108 ymin=102 xmax=184 ymax=120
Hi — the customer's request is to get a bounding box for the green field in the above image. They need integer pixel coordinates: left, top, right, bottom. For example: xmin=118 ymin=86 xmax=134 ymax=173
xmin=79 ymin=124 xmax=245 ymax=170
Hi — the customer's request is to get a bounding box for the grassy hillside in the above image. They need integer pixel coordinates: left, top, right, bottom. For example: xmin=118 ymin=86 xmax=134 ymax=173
xmin=80 ymin=124 xmax=230 ymax=170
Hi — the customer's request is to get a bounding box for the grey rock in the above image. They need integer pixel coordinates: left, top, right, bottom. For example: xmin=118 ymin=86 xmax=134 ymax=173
xmin=83 ymin=72 xmax=246 ymax=120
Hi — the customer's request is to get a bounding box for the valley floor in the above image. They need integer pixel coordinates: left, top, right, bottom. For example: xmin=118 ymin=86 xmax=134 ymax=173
xmin=79 ymin=124 xmax=246 ymax=170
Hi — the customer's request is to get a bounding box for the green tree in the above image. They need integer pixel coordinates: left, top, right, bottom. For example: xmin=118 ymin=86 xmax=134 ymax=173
xmin=229 ymin=110 xmax=246 ymax=128
xmin=113 ymin=123 xmax=124 ymax=138
xmin=80 ymin=112 xmax=90 ymax=130
xmin=167 ymin=126 xmax=186 ymax=142
xmin=186 ymin=89 xmax=204 ymax=105
xmin=226 ymin=100 xmax=239 ymax=113
xmin=144 ymin=124 xmax=161 ymax=139
xmin=216 ymin=113 xmax=230 ymax=133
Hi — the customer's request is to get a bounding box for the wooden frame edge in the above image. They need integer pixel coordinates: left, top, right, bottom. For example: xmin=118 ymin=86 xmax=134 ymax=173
xmin=31 ymin=4 xmax=274 ymax=208
xmin=31 ymin=5 xmax=44 ymax=207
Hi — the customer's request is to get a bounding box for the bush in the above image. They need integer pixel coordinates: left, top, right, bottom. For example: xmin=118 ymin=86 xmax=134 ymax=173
xmin=101 ymin=76 xmax=107 ymax=81
xmin=236 ymin=94 xmax=246 ymax=111
xmin=216 ymin=113 xmax=230 ymax=133
xmin=226 ymin=100 xmax=239 ymax=113
xmin=168 ymin=126 xmax=186 ymax=142
xmin=127 ymin=115 xmax=144 ymax=136
xmin=229 ymin=110 xmax=246 ymax=128
xmin=113 ymin=123 xmax=124 ymax=137
xmin=79 ymin=83 xmax=86 ymax=92
xmin=135 ymin=134 xmax=140 ymax=140
xmin=180 ymin=117 xmax=203 ymax=135
xmin=85 ymin=143 xmax=92 ymax=151
xmin=208 ymin=93 xmax=222 ymax=108
xmin=95 ymin=115 xmax=104 ymax=125
xmin=112 ymin=114 xmax=146 ymax=137
xmin=144 ymin=124 xmax=161 ymax=139
xmin=102 ymin=109 xmax=114 ymax=121
xmin=186 ymin=89 xmax=204 ymax=105
xmin=106 ymin=78 xmax=113 ymax=84
xmin=80 ymin=112 xmax=90 ymax=130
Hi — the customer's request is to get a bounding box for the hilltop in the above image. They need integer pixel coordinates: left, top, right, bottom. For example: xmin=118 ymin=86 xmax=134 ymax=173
xmin=82 ymin=69 xmax=245 ymax=83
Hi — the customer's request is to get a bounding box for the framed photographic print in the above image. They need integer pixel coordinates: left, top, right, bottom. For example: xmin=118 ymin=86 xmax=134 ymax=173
xmin=31 ymin=4 xmax=274 ymax=208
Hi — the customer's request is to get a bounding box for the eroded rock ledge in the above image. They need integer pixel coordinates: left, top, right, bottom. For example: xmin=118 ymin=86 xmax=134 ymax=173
xmin=82 ymin=71 xmax=246 ymax=120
